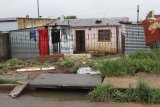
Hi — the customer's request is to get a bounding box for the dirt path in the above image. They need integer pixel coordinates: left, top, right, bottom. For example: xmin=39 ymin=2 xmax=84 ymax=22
xmin=0 ymin=92 xmax=159 ymax=107
xmin=103 ymin=73 xmax=160 ymax=88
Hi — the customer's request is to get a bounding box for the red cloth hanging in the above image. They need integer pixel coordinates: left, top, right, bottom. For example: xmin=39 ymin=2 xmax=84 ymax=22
xmin=142 ymin=18 xmax=160 ymax=46
xmin=38 ymin=28 xmax=49 ymax=56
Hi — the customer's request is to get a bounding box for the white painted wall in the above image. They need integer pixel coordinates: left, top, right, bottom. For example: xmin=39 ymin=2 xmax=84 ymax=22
xmin=71 ymin=26 xmax=123 ymax=54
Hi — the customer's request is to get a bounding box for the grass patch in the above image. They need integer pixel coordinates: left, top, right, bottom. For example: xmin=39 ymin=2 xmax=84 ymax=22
xmin=58 ymin=59 xmax=81 ymax=73
xmin=0 ymin=58 xmax=22 ymax=72
xmin=0 ymin=79 xmax=17 ymax=84
xmin=88 ymin=80 xmax=160 ymax=104
xmin=27 ymin=59 xmax=52 ymax=67
xmin=87 ymin=50 xmax=160 ymax=76
xmin=88 ymin=84 xmax=114 ymax=101
xmin=60 ymin=59 xmax=75 ymax=68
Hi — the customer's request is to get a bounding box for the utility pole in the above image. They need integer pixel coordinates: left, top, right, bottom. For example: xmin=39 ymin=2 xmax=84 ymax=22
xmin=137 ymin=5 xmax=140 ymax=23
xmin=37 ymin=0 xmax=40 ymax=18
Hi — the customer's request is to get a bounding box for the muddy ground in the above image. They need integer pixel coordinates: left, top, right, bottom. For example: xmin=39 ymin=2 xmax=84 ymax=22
xmin=0 ymin=90 xmax=159 ymax=107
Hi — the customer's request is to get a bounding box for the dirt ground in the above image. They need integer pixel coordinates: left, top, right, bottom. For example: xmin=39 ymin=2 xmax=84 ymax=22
xmin=0 ymin=92 xmax=159 ymax=107
xmin=103 ymin=72 xmax=160 ymax=88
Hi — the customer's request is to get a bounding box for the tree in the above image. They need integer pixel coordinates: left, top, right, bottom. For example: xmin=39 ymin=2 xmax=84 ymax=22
xmin=65 ymin=16 xmax=77 ymax=19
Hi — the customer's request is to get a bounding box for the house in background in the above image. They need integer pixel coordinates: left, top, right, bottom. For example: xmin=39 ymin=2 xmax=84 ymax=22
xmin=9 ymin=17 xmax=129 ymax=59
xmin=56 ymin=17 xmax=129 ymax=54
xmin=0 ymin=17 xmax=55 ymax=32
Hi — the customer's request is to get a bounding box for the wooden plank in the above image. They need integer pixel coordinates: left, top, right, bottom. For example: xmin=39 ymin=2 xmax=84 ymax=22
xmin=17 ymin=67 xmax=55 ymax=72
xmin=9 ymin=81 xmax=28 ymax=98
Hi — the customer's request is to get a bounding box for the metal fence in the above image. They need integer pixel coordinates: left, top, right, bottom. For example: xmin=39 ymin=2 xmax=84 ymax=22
xmin=124 ymin=24 xmax=150 ymax=53
xmin=0 ymin=33 xmax=10 ymax=62
xmin=9 ymin=26 xmax=122 ymax=58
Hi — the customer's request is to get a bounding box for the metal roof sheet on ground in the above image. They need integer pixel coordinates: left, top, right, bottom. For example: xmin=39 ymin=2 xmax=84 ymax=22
xmin=55 ymin=17 xmax=129 ymax=27
xmin=29 ymin=74 xmax=102 ymax=89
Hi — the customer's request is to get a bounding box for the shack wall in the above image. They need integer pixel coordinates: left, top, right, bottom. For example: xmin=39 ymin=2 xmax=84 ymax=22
xmin=71 ymin=26 xmax=123 ymax=54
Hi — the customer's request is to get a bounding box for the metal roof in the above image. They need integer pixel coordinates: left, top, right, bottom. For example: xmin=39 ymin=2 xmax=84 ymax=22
xmin=55 ymin=17 xmax=129 ymax=27
xmin=0 ymin=17 xmax=17 ymax=22
xmin=0 ymin=21 xmax=18 ymax=31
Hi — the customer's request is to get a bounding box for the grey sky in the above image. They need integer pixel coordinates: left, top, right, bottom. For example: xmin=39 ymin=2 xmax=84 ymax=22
xmin=0 ymin=0 xmax=159 ymax=21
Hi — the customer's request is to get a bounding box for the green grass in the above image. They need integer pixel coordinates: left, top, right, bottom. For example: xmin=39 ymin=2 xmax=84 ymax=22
xmin=58 ymin=59 xmax=81 ymax=73
xmin=87 ymin=49 xmax=160 ymax=76
xmin=88 ymin=84 xmax=114 ymax=101
xmin=88 ymin=80 xmax=160 ymax=104
xmin=0 ymin=79 xmax=17 ymax=84
xmin=60 ymin=59 xmax=75 ymax=68
xmin=6 ymin=58 xmax=21 ymax=65
xmin=0 ymin=58 xmax=22 ymax=72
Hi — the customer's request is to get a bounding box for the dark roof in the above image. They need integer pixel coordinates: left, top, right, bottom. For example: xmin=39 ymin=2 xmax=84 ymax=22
xmin=55 ymin=17 xmax=129 ymax=27
xmin=154 ymin=15 xmax=160 ymax=18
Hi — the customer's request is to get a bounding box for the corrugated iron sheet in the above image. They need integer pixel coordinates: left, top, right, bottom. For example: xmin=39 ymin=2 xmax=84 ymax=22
xmin=10 ymin=26 xmax=73 ymax=59
xmin=10 ymin=29 xmax=39 ymax=58
xmin=124 ymin=24 xmax=150 ymax=53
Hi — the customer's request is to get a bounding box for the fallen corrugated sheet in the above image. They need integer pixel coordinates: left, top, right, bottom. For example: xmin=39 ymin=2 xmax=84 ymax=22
xmin=29 ymin=74 xmax=102 ymax=89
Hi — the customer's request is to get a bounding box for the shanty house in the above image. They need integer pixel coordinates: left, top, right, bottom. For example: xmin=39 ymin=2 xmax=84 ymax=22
xmin=9 ymin=17 xmax=128 ymax=59
xmin=56 ymin=17 xmax=128 ymax=54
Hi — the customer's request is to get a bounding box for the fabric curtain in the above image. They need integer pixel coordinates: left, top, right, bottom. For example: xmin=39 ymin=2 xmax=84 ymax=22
xmin=38 ymin=28 xmax=49 ymax=56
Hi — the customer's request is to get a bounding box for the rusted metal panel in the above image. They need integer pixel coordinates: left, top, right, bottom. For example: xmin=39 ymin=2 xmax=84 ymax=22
xmin=17 ymin=18 xmax=55 ymax=29
xmin=0 ymin=33 xmax=10 ymax=61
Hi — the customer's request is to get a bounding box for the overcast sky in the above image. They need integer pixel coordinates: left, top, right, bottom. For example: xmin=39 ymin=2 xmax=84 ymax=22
xmin=0 ymin=0 xmax=159 ymax=21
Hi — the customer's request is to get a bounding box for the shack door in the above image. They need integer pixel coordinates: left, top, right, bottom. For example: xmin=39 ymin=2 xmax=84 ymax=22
xmin=75 ymin=30 xmax=85 ymax=53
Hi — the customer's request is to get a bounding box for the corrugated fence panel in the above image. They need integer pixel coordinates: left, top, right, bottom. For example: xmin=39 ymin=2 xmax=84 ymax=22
xmin=10 ymin=30 xmax=39 ymax=58
xmin=125 ymin=24 xmax=150 ymax=53
xmin=0 ymin=33 xmax=10 ymax=61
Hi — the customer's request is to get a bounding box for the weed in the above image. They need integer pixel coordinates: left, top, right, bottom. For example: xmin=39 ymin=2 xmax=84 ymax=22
xmin=0 ymin=63 xmax=10 ymax=72
xmin=0 ymin=79 xmax=17 ymax=84
xmin=88 ymin=84 xmax=114 ymax=101
xmin=88 ymin=80 xmax=160 ymax=104
xmin=0 ymin=58 xmax=22 ymax=72
xmin=60 ymin=59 xmax=76 ymax=68
xmin=87 ymin=50 xmax=160 ymax=76
xmin=7 ymin=58 xmax=21 ymax=65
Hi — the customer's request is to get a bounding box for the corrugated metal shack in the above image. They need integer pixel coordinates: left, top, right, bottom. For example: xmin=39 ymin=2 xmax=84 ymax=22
xmin=56 ymin=17 xmax=129 ymax=54
xmin=124 ymin=23 xmax=150 ymax=53
xmin=9 ymin=25 xmax=72 ymax=59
